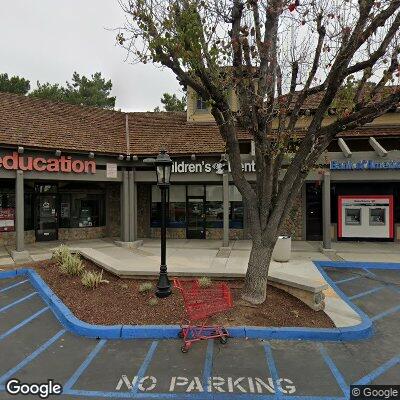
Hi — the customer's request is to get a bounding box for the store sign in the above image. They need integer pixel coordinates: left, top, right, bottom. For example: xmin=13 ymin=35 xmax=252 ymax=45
xmin=0 ymin=152 xmax=96 ymax=174
xmin=0 ymin=208 xmax=15 ymax=232
xmin=172 ymin=160 xmax=256 ymax=174
xmin=330 ymin=159 xmax=400 ymax=171
xmin=106 ymin=163 xmax=118 ymax=178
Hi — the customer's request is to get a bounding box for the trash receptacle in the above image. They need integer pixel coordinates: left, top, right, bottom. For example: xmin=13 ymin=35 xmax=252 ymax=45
xmin=272 ymin=235 xmax=291 ymax=262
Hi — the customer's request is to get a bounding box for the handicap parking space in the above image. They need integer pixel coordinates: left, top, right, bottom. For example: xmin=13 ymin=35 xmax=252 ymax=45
xmin=0 ymin=277 xmax=27 ymax=290
xmin=211 ymin=339 xmax=274 ymax=394
xmin=71 ymin=339 xmax=153 ymax=393
xmin=269 ymin=341 xmax=345 ymax=397
xmin=323 ymin=267 xmax=369 ymax=282
xmin=0 ymin=281 xmax=36 ymax=310
xmin=0 ymin=267 xmax=399 ymax=399
xmin=0 ymin=311 xmax=62 ymax=381
xmin=352 ymin=287 xmax=400 ymax=318
xmin=368 ymin=269 xmax=400 ymax=286
xmin=335 ymin=275 xmax=384 ymax=298
xmin=0 ymin=296 xmax=48 ymax=338
xmin=11 ymin=332 xmax=98 ymax=387
xmin=144 ymin=339 xmax=208 ymax=393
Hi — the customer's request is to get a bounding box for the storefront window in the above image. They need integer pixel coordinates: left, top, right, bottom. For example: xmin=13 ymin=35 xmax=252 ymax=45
xmin=151 ymin=185 xmax=186 ymax=228
xmin=58 ymin=183 xmax=106 ymax=228
xmin=229 ymin=186 xmax=243 ymax=228
xmin=169 ymin=185 xmax=186 ymax=228
xmin=369 ymin=208 xmax=385 ymax=225
xmin=345 ymin=208 xmax=361 ymax=225
xmin=0 ymin=183 xmax=15 ymax=232
xmin=205 ymin=186 xmax=223 ymax=228
xmin=150 ymin=184 xmax=245 ymax=231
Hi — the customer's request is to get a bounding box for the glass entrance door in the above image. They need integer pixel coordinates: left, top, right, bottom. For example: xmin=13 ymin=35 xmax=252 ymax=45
xmin=187 ymin=197 xmax=205 ymax=239
xmin=36 ymin=194 xmax=58 ymax=241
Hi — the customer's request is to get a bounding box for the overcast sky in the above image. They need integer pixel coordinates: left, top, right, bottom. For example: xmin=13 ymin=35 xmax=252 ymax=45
xmin=0 ymin=0 xmax=183 ymax=111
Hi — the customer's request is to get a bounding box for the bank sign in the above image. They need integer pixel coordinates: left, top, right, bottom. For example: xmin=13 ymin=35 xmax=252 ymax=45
xmin=0 ymin=152 xmax=96 ymax=174
xmin=330 ymin=159 xmax=400 ymax=171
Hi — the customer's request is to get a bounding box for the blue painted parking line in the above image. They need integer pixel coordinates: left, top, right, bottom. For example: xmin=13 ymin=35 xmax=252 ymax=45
xmin=263 ymin=344 xmax=282 ymax=398
xmin=0 ymin=306 xmax=49 ymax=341
xmin=132 ymin=341 xmax=159 ymax=394
xmin=202 ymin=339 xmax=214 ymax=392
xmin=371 ymin=304 xmax=400 ymax=321
xmin=348 ymin=286 xmax=384 ymax=300
xmin=0 ymin=279 xmax=28 ymax=293
xmin=318 ymin=344 xmax=348 ymax=398
xmin=0 ymin=329 xmax=66 ymax=384
xmin=333 ymin=275 xmax=360 ymax=285
xmin=0 ymin=291 xmax=37 ymax=313
xmin=354 ymin=355 xmax=400 ymax=385
xmin=63 ymin=339 xmax=107 ymax=391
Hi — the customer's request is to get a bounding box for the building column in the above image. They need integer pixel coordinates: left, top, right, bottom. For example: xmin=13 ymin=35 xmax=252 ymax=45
xmin=15 ymin=170 xmax=25 ymax=252
xmin=222 ymin=173 xmax=229 ymax=247
xmin=128 ymin=170 xmax=137 ymax=242
xmin=322 ymin=171 xmax=331 ymax=249
xmin=11 ymin=170 xmax=31 ymax=263
xmin=121 ymin=170 xmax=130 ymax=242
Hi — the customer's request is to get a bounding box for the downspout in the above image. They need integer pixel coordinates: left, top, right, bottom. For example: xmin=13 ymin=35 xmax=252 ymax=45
xmin=125 ymin=113 xmax=130 ymax=155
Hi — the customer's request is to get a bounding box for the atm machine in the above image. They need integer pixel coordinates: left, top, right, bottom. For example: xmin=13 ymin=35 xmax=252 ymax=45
xmin=338 ymin=195 xmax=394 ymax=240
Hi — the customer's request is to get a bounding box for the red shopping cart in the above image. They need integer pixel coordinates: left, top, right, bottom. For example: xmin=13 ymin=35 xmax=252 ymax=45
xmin=174 ymin=278 xmax=233 ymax=353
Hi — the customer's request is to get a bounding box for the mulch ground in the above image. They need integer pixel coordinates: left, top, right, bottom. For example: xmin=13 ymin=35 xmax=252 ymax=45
xmin=4 ymin=259 xmax=334 ymax=328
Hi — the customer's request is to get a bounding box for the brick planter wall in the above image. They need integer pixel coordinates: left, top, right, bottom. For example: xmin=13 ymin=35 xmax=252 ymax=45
xmin=58 ymin=227 xmax=107 ymax=241
xmin=0 ymin=230 xmax=35 ymax=246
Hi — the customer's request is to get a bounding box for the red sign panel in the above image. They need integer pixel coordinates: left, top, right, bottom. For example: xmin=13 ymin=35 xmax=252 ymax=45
xmin=0 ymin=208 xmax=15 ymax=232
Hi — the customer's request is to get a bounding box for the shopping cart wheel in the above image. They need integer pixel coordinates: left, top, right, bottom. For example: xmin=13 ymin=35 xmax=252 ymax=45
xmin=219 ymin=336 xmax=228 ymax=344
xmin=181 ymin=344 xmax=190 ymax=353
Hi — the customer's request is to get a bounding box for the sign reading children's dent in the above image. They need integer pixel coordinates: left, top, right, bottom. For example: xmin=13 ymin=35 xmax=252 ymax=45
xmin=172 ymin=160 xmax=256 ymax=174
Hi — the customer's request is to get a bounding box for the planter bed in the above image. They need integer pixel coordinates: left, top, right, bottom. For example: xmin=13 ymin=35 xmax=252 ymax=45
xmin=5 ymin=259 xmax=334 ymax=329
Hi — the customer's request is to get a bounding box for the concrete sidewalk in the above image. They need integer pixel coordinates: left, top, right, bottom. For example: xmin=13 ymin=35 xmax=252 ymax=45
xmin=2 ymin=238 xmax=400 ymax=328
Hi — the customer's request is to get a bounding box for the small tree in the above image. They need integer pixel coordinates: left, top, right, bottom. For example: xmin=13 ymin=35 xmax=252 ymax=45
xmin=154 ymin=92 xmax=187 ymax=111
xmin=30 ymin=72 xmax=116 ymax=109
xmin=118 ymin=0 xmax=400 ymax=304
xmin=0 ymin=73 xmax=30 ymax=95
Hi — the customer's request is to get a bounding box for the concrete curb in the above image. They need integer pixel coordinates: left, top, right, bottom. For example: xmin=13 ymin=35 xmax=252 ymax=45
xmin=2 ymin=263 xmax=395 ymax=341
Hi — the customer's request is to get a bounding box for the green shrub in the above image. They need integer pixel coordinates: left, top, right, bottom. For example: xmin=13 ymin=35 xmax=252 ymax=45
xmin=59 ymin=254 xmax=84 ymax=276
xmin=138 ymin=282 xmax=153 ymax=293
xmin=81 ymin=270 xmax=109 ymax=289
xmin=148 ymin=298 xmax=158 ymax=306
xmin=52 ymin=245 xmax=72 ymax=265
xmin=198 ymin=277 xmax=212 ymax=288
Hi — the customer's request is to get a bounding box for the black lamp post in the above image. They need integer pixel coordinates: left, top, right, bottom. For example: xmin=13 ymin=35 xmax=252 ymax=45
xmin=153 ymin=149 xmax=173 ymax=298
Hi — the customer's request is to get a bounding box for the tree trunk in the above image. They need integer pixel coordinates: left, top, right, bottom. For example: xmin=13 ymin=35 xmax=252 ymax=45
xmin=241 ymin=241 xmax=275 ymax=304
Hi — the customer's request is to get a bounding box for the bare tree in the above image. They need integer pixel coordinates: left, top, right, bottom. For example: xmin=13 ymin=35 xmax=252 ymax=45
xmin=117 ymin=0 xmax=400 ymax=304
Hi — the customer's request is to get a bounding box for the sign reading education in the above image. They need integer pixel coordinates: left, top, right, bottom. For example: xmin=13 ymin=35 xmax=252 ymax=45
xmin=330 ymin=159 xmax=400 ymax=171
xmin=0 ymin=152 xmax=96 ymax=174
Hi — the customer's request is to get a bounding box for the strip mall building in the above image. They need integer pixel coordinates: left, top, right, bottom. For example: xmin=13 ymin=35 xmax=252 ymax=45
xmin=1 ymin=89 xmax=400 ymax=258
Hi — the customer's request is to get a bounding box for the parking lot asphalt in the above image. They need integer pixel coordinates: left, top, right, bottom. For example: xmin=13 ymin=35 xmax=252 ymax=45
xmin=0 ymin=266 xmax=399 ymax=399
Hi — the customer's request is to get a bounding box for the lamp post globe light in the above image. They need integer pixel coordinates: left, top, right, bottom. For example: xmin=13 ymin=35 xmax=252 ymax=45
xmin=154 ymin=149 xmax=173 ymax=298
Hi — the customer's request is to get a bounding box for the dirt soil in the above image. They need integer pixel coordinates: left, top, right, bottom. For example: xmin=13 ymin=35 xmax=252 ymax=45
xmin=7 ymin=259 xmax=334 ymax=328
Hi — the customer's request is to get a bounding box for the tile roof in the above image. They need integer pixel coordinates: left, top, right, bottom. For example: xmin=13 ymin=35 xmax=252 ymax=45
xmin=0 ymin=91 xmax=399 ymax=157
xmin=0 ymin=92 xmax=127 ymax=155
xmin=128 ymin=112 xmax=250 ymax=155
